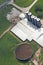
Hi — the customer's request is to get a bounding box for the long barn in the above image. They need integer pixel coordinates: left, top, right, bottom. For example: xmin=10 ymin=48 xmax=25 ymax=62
xmin=11 ymin=18 xmax=43 ymax=47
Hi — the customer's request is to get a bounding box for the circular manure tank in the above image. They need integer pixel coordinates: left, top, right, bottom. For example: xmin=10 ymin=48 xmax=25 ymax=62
xmin=15 ymin=43 xmax=34 ymax=61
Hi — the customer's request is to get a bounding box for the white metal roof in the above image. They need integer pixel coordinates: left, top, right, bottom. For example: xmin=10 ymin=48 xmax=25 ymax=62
xmin=35 ymin=33 xmax=43 ymax=47
xmin=11 ymin=25 xmax=27 ymax=41
xmin=11 ymin=18 xmax=43 ymax=47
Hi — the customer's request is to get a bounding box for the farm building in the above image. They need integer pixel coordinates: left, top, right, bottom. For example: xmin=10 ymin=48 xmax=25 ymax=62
xmin=11 ymin=12 xmax=43 ymax=47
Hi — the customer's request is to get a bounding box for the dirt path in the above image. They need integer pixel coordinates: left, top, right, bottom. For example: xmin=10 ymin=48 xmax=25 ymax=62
xmin=0 ymin=24 xmax=14 ymax=39
xmin=9 ymin=0 xmax=38 ymax=12
xmin=35 ymin=47 xmax=41 ymax=57
xmin=32 ymin=59 xmax=39 ymax=65
xmin=22 ymin=0 xmax=38 ymax=12
xmin=32 ymin=47 xmax=41 ymax=65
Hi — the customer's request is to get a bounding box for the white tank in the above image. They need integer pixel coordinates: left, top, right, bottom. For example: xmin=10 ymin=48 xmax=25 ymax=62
xmin=28 ymin=12 xmax=32 ymax=21
xmin=36 ymin=18 xmax=40 ymax=22
xmin=31 ymin=15 xmax=35 ymax=23
xmin=34 ymin=16 xmax=37 ymax=25
xmin=28 ymin=12 xmax=32 ymax=16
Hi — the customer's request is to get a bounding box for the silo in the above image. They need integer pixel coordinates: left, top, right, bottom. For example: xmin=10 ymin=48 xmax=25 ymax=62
xmin=36 ymin=18 xmax=41 ymax=28
xmin=34 ymin=17 xmax=37 ymax=26
xmin=28 ymin=12 xmax=32 ymax=21
xmin=31 ymin=15 xmax=35 ymax=25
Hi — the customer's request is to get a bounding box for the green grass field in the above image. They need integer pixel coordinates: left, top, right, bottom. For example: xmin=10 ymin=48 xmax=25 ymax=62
xmin=28 ymin=40 xmax=40 ymax=52
xmin=0 ymin=32 xmax=35 ymax=65
xmin=0 ymin=0 xmax=6 ymax=5
xmin=14 ymin=0 xmax=34 ymax=7
xmin=30 ymin=0 xmax=43 ymax=19
xmin=0 ymin=5 xmax=14 ymax=35
xmin=39 ymin=48 xmax=43 ymax=61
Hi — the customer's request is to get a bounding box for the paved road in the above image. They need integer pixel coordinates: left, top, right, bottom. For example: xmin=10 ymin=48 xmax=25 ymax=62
xmin=32 ymin=48 xmax=41 ymax=65
xmin=10 ymin=0 xmax=38 ymax=12
xmin=11 ymin=3 xmax=24 ymax=12
xmin=32 ymin=59 xmax=39 ymax=65
xmin=0 ymin=0 xmax=11 ymax=9
xmin=22 ymin=0 xmax=38 ymax=11
xmin=0 ymin=24 xmax=14 ymax=39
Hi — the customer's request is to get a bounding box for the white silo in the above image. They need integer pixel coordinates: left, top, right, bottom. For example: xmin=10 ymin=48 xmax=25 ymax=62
xmin=31 ymin=15 xmax=35 ymax=24
xmin=36 ymin=18 xmax=41 ymax=28
xmin=34 ymin=16 xmax=37 ymax=25
xmin=28 ymin=12 xmax=32 ymax=21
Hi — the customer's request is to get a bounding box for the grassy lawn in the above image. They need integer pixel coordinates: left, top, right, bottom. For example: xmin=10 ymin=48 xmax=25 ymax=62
xmin=39 ymin=48 xmax=43 ymax=61
xmin=30 ymin=0 xmax=43 ymax=19
xmin=0 ymin=0 xmax=6 ymax=5
xmin=0 ymin=5 xmax=14 ymax=35
xmin=28 ymin=40 xmax=40 ymax=52
xmin=0 ymin=32 xmax=35 ymax=65
xmin=14 ymin=0 xmax=34 ymax=7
